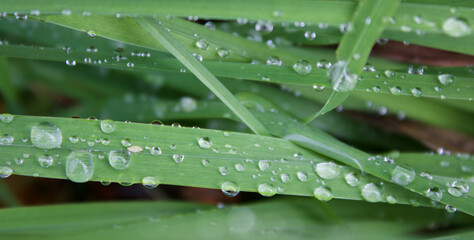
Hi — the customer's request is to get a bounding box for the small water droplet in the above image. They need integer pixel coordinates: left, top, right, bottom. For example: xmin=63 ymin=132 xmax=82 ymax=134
xmin=296 ymin=171 xmax=308 ymax=182
xmin=66 ymin=150 xmax=93 ymax=183
xmin=100 ymin=119 xmax=115 ymax=133
xmin=194 ymin=39 xmax=209 ymax=50
xmin=293 ymin=60 xmax=312 ymax=75
xmin=328 ymin=61 xmax=357 ymax=92
xmin=38 ymin=155 xmax=53 ymax=168
xmin=142 ymin=176 xmax=160 ymax=189
xmin=221 ymin=181 xmax=240 ymax=197
xmin=344 ymin=172 xmax=360 ymax=186
xmin=313 ymin=186 xmax=333 ymax=201
xmin=411 ymin=87 xmax=422 ymax=97
xmin=173 ymin=154 xmax=184 ymax=163
xmin=202 ymin=159 xmax=210 ymax=167
xmin=180 ymin=97 xmax=197 ymax=112
xmin=266 ymin=56 xmax=282 ymax=66
xmin=426 ymin=187 xmax=443 ymax=201
xmin=198 ymin=137 xmax=212 ymax=149
xmin=235 ymin=163 xmax=244 ymax=171
xmin=390 ymin=86 xmax=402 ymax=95
xmin=31 ymin=122 xmax=62 ymax=149
xmin=66 ymin=60 xmax=76 ymax=66
xmin=255 ymin=20 xmax=273 ymax=33
xmin=0 ymin=134 xmax=13 ymax=145
xmin=391 ymin=166 xmax=415 ymax=186
xmin=361 ymin=183 xmax=383 ymax=202
xmin=447 ymin=181 xmax=469 ymax=197
xmin=257 ymin=183 xmax=277 ymax=197
xmin=0 ymin=113 xmax=13 ymax=123
xmin=149 ymin=146 xmax=161 ymax=155
xmin=437 ymin=74 xmax=455 ymax=86
xmin=386 ymin=195 xmax=397 ymax=204
xmin=280 ymin=173 xmax=290 ymax=183
xmin=219 ymin=166 xmax=229 ymax=175
xmin=258 ymin=160 xmax=271 ymax=171
xmin=315 ymin=162 xmax=341 ymax=179
xmin=0 ymin=166 xmax=12 ymax=178
xmin=108 ymin=150 xmax=131 ymax=170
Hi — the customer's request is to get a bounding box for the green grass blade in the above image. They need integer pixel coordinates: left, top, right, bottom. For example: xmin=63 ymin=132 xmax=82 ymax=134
xmin=0 ymin=115 xmax=435 ymax=206
xmin=306 ymin=0 xmax=400 ymax=121
xmin=135 ymin=17 xmax=268 ymax=136
xmin=0 ymin=57 xmax=22 ymax=113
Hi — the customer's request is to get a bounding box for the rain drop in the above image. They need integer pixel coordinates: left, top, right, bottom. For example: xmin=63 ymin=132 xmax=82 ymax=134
xmin=66 ymin=150 xmax=93 ymax=183
xmin=142 ymin=176 xmax=160 ymax=189
xmin=31 ymin=122 xmax=62 ymax=149
xmin=292 ymin=60 xmax=312 ymax=75
xmin=100 ymin=119 xmax=116 ymax=133
xmin=198 ymin=137 xmax=212 ymax=149
xmin=437 ymin=74 xmax=455 ymax=86
xmin=0 ymin=113 xmax=13 ymax=123
xmin=0 ymin=166 xmax=12 ymax=178
xmin=426 ymin=187 xmax=443 ymax=201
xmin=391 ymin=166 xmax=415 ymax=186
xmin=361 ymin=183 xmax=383 ymax=202
xmin=38 ymin=155 xmax=53 ymax=168
xmin=221 ymin=181 xmax=240 ymax=197
xmin=442 ymin=17 xmax=471 ymax=37
xmin=344 ymin=172 xmax=360 ymax=186
xmin=313 ymin=186 xmax=333 ymax=201
xmin=0 ymin=134 xmax=13 ymax=145
xmin=257 ymin=183 xmax=277 ymax=197
xmin=315 ymin=162 xmax=341 ymax=179
xmin=108 ymin=150 xmax=131 ymax=170
xmin=328 ymin=61 xmax=357 ymax=92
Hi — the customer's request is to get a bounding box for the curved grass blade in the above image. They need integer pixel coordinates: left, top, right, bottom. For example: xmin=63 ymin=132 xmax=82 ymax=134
xmin=135 ymin=17 xmax=268 ymax=136
xmin=305 ymin=0 xmax=400 ymax=122
xmin=0 ymin=115 xmax=435 ymax=206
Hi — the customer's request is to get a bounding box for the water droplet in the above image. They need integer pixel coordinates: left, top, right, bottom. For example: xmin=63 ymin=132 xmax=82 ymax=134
xmin=219 ymin=166 xmax=228 ymax=175
xmin=304 ymin=31 xmax=316 ymax=40
xmin=0 ymin=134 xmax=13 ymax=145
xmin=442 ymin=17 xmax=471 ymax=37
xmin=328 ymin=61 xmax=357 ymax=92
xmin=172 ymin=154 xmax=184 ymax=163
xmin=280 ymin=173 xmax=290 ymax=183
xmin=217 ymin=48 xmax=230 ymax=58
xmin=195 ymin=39 xmax=209 ymax=50
xmin=296 ymin=171 xmax=308 ymax=182
xmin=180 ymin=97 xmax=197 ymax=112
xmin=426 ymin=187 xmax=443 ymax=201
xmin=0 ymin=166 xmax=12 ymax=178
xmin=384 ymin=70 xmax=396 ymax=78
xmin=315 ymin=162 xmax=341 ymax=179
xmin=445 ymin=205 xmax=457 ymax=213
xmin=235 ymin=163 xmax=244 ymax=171
xmin=438 ymin=74 xmax=455 ymax=86
xmin=391 ymin=166 xmax=415 ymax=186
xmin=317 ymin=60 xmax=332 ymax=69
xmin=266 ymin=56 xmax=282 ymax=66
xmin=87 ymin=30 xmax=97 ymax=38
xmin=198 ymin=137 xmax=212 ymax=149
xmin=149 ymin=146 xmax=161 ymax=155
xmin=69 ymin=136 xmax=79 ymax=144
xmin=390 ymin=86 xmax=402 ymax=95
xmin=314 ymin=186 xmax=333 ymax=201
xmin=121 ymin=139 xmax=131 ymax=147
xmin=411 ymin=88 xmax=422 ymax=97
xmin=221 ymin=181 xmax=240 ymax=197
xmin=293 ymin=60 xmax=312 ymax=75
xmin=66 ymin=150 xmax=93 ymax=183
xmin=257 ymin=183 xmax=276 ymax=197
xmin=386 ymin=195 xmax=397 ymax=204
xmin=447 ymin=181 xmax=469 ymax=197
xmin=31 ymin=122 xmax=62 ymax=149
xmin=361 ymin=183 xmax=383 ymax=202
xmin=108 ymin=150 xmax=131 ymax=170
xmin=66 ymin=60 xmax=76 ymax=66
xmin=38 ymin=155 xmax=53 ymax=168
xmin=255 ymin=20 xmax=273 ymax=33
xmin=0 ymin=113 xmax=13 ymax=123
xmin=258 ymin=160 xmax=271 ymax=171
xmin=100 ymin=119 xmax=115 ymax=133
xmin=142 ymin=176 xmax=160 ymax=189
xmin=344 ymin=172 xmax=360 ymax=186
xmin=312 ymin=85 xmax=325 ymax=92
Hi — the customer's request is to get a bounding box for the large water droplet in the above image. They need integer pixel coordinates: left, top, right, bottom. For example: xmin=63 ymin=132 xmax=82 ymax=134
xmin=257 ymin=183 xmax=277 ymax=197
xmin=447 ymin=181 xmax=469 ymax=197
xmin=315 ymin=162 xmax=341 ymax=179
xmin=327 ymin=61 xmax=357 ymax=92
xmin=314 ymin=186 xmax=333 ymax=201
xmin=280 ymin=173 xmax=290 ymax=183
xmin=438 ymin=74 xmax=455 ymax=86
xmin=293 ymin=60 xmax=312 ymax=75
xmin=221 ymin=181 xmax=240 ymax=197
xmin=66 ymin=150 xmax=93 ymax=183
xmin=198 ymin=137 xmax=212 ymax=149
xmin=31 ymin=122 xmax=62 ymax=149
xmin=0 ymin=113 xmax=13 ymax=123
xmin=426 ymin=187 xmax=443 ymax=201
xmin=296 ymin=171 xmax=308 ymax=182
xmin=108 ymin=150 xmax=131 ymax=170
xmin=0 ymin=134 xmax=13 ymax=145
xmin=100 ymin=119 xmax=115 ymax=133
xmin=344 ymin=172 xmax=360 ymax=186
xmin=142 ymin=176 xmax=160 ymax=189
xmin=361 ymin=183 xmax=383 ymax=202
xmin=0 ymin=166 xmax=13 ymax=178
xmin=391 ymin=166 xmax=415 ymax=186
xmin=442 ymin=17 xmax=471 ymax=37
xmin=390 ymin=86 xmax=402 ymax=95
xmin=258 ymin=160 xmax=271 ymax=171
xmin=38 ymin=155 xmax=53 ymax=168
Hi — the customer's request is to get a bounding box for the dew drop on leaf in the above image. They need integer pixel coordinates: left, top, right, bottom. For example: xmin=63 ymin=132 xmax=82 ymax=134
xmin=313 ymin=186 xmax=333 ymax=201
xmin=391 ymin=166 xmax=415 ymax=186
xmin=447 ymin=181 xmax=469 ymax=197
xmin=297 ymin=171 xmax=308 ymax=182
xmin=0 ymin=113 xmax=14 ymax=123
xmin=327 ymin=60 xmax=357 ymax=92
xmin=100 ymin=119 xmax=115 ymax=133
xmin=0 ymin=134 xmax=13 ymax=145
xmin=142 ymin=176 xmax=160 ymax=189
xmin=344 ymin=172 xmax=360 ymax=187
xmin=315 ymin=162 xmax=341 ymax=179
xmin=108 ymin=150 xmax=131 ymax=170
xmin=293 ymin=60 xmax=312 ymax=75
xmin=257 ymin=183 xmax=277 ymax=197
xmin=280 ymin=173 xmax=290 ymax=183
xmin=442 ymin=17 xmax=471 ymax=37
xmin=180 ymin=97 xmax=198 ymax=112
xmin=426 ymin=187 xmax=443 ymax=201
xmin=0 ymin=166 xmax=13 ymax=178
xmin=437 ymin=74 xmax=455 ymax=86
xmin=38 ymin=155 xmax=53 ymax=168
xmin=198 ymin=137 xmax=212 ymax=149
xmin=221 ymin=181 xmax=240 ymax=197
xmin=66 ymin=150 xmax=93 ymax=183
xmin=31 ymin=122 xmax=62 ymax=149
xmin=266 ymin=56 xmax=282 ymax=66
xmin=361 ymin=183 xmax=383 ymax=202
xmin=173 ymin=154 xmax=184 ymax=163
xmin=258 ymin=160 xmax=271 ymax=171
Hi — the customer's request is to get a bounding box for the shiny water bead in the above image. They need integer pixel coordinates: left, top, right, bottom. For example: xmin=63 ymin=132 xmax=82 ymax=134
xmin=386 ymin=196 xmax=397 ymax=204
xmin=317 ymin=60 xmax=332 ymax=69
xmin=327 ymin=61 xmax=357 ymax=92
xmin=411 ymin=88 xmax=422 ymax=97
xmin=296 ymin=172 xmax=308 ymax=182
xmin=38 ymin=155 xmax=53 ymax=168
xmin=65 ymin=60 xmax=76 ymax=66
xmin=255 ymin=20 xmax=273 ymax=33
xmin=142 ymin=176 xmax=160 ymax=189
xmin=426 ymin=187 xmax=443 ymax=201
xmin=447 ymin=181 xmax=469 ymax=197
xmin=0 ymin=113 xmax=13 ymax=123
xmin=198 ymin=137 xmax=212 ymax=149
xmin=361 ymin=183 xmax=383 ymax=202
xmin=391 ymin=166 xmax=415 ymax=186
xmin=266 ymin=56 xmax=282 ymax=66
xmin=304 ymin=31 xmax=316 ymax=40
xmin=221 ymin=181 xmax=240 ymax=197
xmin=31 ymin=122 xmax=62 ymax=149
xmin=280 ymin=173 xmax=290 ymax=183
xmin=315 ymin=162 xmax=341 ymax=179
xmin=100 ymin=119 xmax=116 ymax=133
xmin=108 ymin=150 xmax=131 ymax=170
xmin=390 ymin=86 xmax=402 ymax=95
xmin=172 ymin=154 xmax=184 ymax=163
xmin=257 ymin=183 xmax=277 ymax=197
xmin=149 ymin=146 xmax=161 ymax=155
xmin=313 ymin=186 xmax=333 ymax=201
xmin=234 ymin=163 xmax=244 ymax=172
xmin=437 ymin=74 xmax=455 ymax=86
xmin=384 ymin=70 xmax=396 ymax=78
xmin=194 ymin=39 xmax=209 ymax=50
xmin=442 ymin=17 xmax=471 ymax=37
xmin=0 ymin=166 xmax=13 ymax=178
xmin=66 ymin=150 xmax=94 ymax=183
xmin=0 ymin=134 xmax=13 ymax=145
xmin=121 ymin=139 xmax=131 ymax=147
xmin=180 ymin=97 xmax=198 ymax=112
xmin=292 ymin=60 xmax=312 ymax=75
xmin=344 ymin=172 xmax=360 ymax=186
xmin=219 ymin=166 xmax=228 ymax=175
xmin=258 ymin=160 xmax=271 ymax=171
